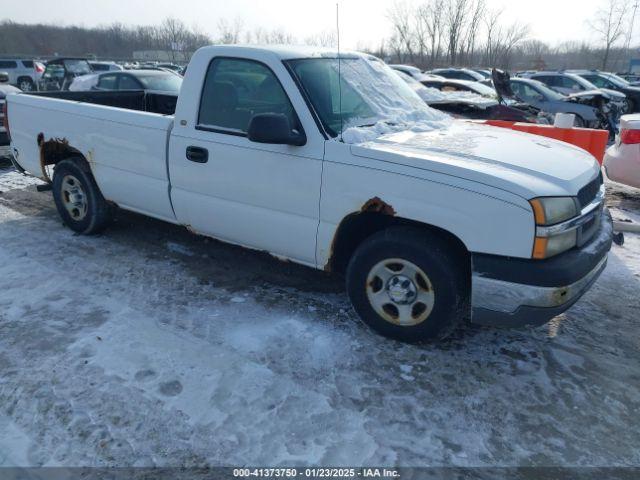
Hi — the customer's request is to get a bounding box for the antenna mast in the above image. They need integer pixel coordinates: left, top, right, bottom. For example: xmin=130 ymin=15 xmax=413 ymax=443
xmin=337 ymin=3 xmax=344 ymax=142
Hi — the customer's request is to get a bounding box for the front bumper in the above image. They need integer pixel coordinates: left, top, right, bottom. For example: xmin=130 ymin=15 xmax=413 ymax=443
xmin=471 ymin=209 xmax=613 ymax=327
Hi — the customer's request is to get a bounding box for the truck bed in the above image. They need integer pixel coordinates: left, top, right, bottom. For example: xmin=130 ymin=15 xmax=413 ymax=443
xmin=27 ymin=90 xmax=178 ymax=116
xmin=8 ymin=91 xmax=177 ymax=222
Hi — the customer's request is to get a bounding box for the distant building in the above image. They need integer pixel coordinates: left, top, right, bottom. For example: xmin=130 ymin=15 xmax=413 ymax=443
xmin=630 ymin=58 xmax=640 ymax=74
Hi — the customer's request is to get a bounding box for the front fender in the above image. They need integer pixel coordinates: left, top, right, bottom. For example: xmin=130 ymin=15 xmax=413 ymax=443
xmin=316 ymin=159 xmax=535 ymax=268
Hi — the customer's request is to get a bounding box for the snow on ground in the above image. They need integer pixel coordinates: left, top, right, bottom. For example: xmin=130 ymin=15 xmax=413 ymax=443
xmin=0 ymin=162 xmax=639 ymax=468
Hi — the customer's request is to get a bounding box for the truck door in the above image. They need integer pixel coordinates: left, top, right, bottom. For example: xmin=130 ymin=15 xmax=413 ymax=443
xmin=169 ymin=57 xmax=324 ymax=267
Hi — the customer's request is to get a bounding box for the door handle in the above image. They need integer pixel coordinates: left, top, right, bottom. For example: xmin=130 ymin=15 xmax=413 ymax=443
xmin=186 ymin=146 xmax=208 ymax=163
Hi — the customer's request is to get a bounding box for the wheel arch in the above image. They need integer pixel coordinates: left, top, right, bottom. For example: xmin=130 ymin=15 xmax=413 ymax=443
xmin=325 ymin=209 xmax=471 ymax=275
xmin=16 ymin=75 xmax=34 ymax=85
xmin=37 ymin=133 xmax=89 ymax=182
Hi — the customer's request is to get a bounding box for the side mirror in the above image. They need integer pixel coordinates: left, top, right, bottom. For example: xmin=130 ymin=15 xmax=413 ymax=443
xmin=247 ymin=113 xmax=306 ymax=146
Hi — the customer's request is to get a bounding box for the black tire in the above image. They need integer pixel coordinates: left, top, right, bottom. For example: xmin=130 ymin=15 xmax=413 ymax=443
xmin=17 ymin=77 xmax=35 ymax=92
xmin=346 ymin=226 xmax=469 ymax=343
xmin=52 ymin=158 xmax=113 ymax=234
xmin=625 ymin=98 xmax=636 ymax=114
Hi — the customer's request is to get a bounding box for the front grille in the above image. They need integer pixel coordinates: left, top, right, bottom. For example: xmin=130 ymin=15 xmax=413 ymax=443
xmin=577 ymin=171 xmax=603 ymax=209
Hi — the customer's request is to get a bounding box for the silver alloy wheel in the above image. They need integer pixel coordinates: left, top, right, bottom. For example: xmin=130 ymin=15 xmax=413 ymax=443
xmin=18 ymin=80 xmax=33 ymax=91
xmin=366 ymin=258 xmax=435 ymax=326
xmin=60 ymin=174 xmax=88 ymax=221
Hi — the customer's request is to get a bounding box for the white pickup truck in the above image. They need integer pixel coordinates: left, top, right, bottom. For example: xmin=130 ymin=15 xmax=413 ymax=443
xmin=4 ymin=45 xmax=612 ymax=342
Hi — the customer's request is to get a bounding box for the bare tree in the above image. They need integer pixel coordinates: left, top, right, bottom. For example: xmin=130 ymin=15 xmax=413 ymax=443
xmin=159 ymin=18 xmax=189 ymax=61
xmin=217 ymin=17 xmax=244 ymax=44
xmin=304 ymin=30 xmax=337 ymax=48
xmin=461 ymin=0 xmax=485 ymax=65
xmin=445 ymin=0 xmax=470 ymax=65
xmin=388 ymin=1 xmax=418 ymax=63
xmin=416 ymin=0 xmax=445 ymax=67
xmin=589 ymin=0 xmax=629 ymax=69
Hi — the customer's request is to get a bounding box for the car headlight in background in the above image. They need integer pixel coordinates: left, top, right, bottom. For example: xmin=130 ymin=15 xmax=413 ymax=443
xmin=529 ymin=197 xmax=580 ymax=259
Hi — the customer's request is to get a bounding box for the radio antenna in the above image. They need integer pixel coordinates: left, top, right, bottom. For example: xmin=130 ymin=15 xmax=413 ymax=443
xmin=336 ymin=2 xmax=344 ymax=142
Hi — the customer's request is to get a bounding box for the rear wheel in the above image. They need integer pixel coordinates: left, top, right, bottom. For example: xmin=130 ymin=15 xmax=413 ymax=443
xmin=346 ymin=227 xmax=469 ymax=342
xmin=52 ymin=158 xmax=113 ymax=234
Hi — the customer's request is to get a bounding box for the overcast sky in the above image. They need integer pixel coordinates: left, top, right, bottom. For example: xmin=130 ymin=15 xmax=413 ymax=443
xmin=2 ymin=0 xmax=638 ymax=50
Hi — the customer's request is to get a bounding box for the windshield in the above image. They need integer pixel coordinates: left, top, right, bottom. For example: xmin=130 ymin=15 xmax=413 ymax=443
xmin=286 ymin=56 xmax=449 ymax=141
xmin=599 ymin=72 xmax=629 ymax=88
xmin=136 ymin=73 xmax=182 ymax=92
xmin=63 ymin=60 xmax=92 ymax=76
xmin=571 ymin=74 xmax=599 ymax=90
xmin=466 ymin=82 xmax=497 ymax=98
xmin=526 ymin=80 xmax=565 ymax=100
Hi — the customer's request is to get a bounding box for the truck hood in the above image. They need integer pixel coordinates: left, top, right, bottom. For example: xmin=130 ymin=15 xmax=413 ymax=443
xmin=350 ymin=121 xmax=600 ymax=199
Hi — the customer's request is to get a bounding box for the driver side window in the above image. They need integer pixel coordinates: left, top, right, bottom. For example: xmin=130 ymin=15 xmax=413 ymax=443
xmin=198 ymin=58 xmax=298 ymax=135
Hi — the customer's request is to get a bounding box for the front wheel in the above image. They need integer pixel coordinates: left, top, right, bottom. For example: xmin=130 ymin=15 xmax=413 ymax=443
xmin=346 ymin=227 xmax=469 ymax=342
xmin=52 ymin=158 xmax=113 ymax=234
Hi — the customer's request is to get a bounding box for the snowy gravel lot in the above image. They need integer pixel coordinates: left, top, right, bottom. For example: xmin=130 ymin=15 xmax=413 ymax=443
xmin=0 ymin=161 xmax=639 ymax=468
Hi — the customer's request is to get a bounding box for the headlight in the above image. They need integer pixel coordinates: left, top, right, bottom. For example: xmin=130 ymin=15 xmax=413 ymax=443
xmin=529 ymin=197 xmax=578 ymax=226
xmin=529 ymin=197 xmax=580 ymax=259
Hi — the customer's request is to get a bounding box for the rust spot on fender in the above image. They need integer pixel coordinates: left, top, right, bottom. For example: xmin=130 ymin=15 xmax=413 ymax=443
xmin=361 ymin=197 xmax=396 ymax=216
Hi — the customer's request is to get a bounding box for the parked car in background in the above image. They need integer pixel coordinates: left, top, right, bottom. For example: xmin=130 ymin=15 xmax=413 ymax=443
xmin=618 ymin=73 xmax=640 ymax=86
xmin=0 ymin=72 xmax=9 ymax=84
xmin=428 ymin=68 xmax=485 ymax=82
xmin=157 ymin=63 xmax=183 ymax=73
xmin=92 ymin=70 xmax=183 ymax=93
xmin=389 ymin=65 xmax=444 ymax=82
xmin=604 ymin=114 xmax=640 ymax=189
xmin=519 ymin=71 xmax=627 ymax=113
xmin=0 ymin=83 xmax=21 ymax=158
xmin=39 ymin=58 xmax=93 ymax=91
xmin=0 ymin=58 xmax=44 ymax=91
xmin=507 ymin=77 xmax=601 ymax=127
xmin=570 ymin=70 xmax=640 ymax=113
xmin=421 ymin=77 xmax=498 ymax=99
xmin=395 ymin=70 xmax=539 ymax=123
xmin=472 ymin=69 xmax=492 ymax=78
xmin=89 ymin=61 xmax=124 ymax=72
xmin=70 ymin=69 xmax=183 ymax=94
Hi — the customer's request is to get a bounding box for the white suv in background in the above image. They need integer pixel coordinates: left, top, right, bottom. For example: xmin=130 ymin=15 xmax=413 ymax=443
xmin=0 ymin=58 xmax=44 ymax=91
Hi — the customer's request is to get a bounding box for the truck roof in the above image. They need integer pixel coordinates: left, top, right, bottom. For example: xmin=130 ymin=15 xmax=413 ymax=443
xmin=198 ymin=44 xmax=363 ymax=60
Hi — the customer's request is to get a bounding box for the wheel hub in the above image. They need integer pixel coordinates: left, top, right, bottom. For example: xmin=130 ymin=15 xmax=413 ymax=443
xmin=60 ymin=175 xmax=88 ymax=221
xmin=386 ymin=275 xmax=417 ymax=304
xmin=365 ymin=258 xmax=436 ymax=326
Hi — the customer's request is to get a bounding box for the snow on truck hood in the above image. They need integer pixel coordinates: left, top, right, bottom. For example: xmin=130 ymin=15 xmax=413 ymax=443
xmin=347 ymin=120 xmax=600 ymax=200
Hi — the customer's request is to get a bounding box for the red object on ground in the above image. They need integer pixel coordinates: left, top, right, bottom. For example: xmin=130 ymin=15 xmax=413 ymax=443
xmin=479 ymin=120 xmax=609 ymax=165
